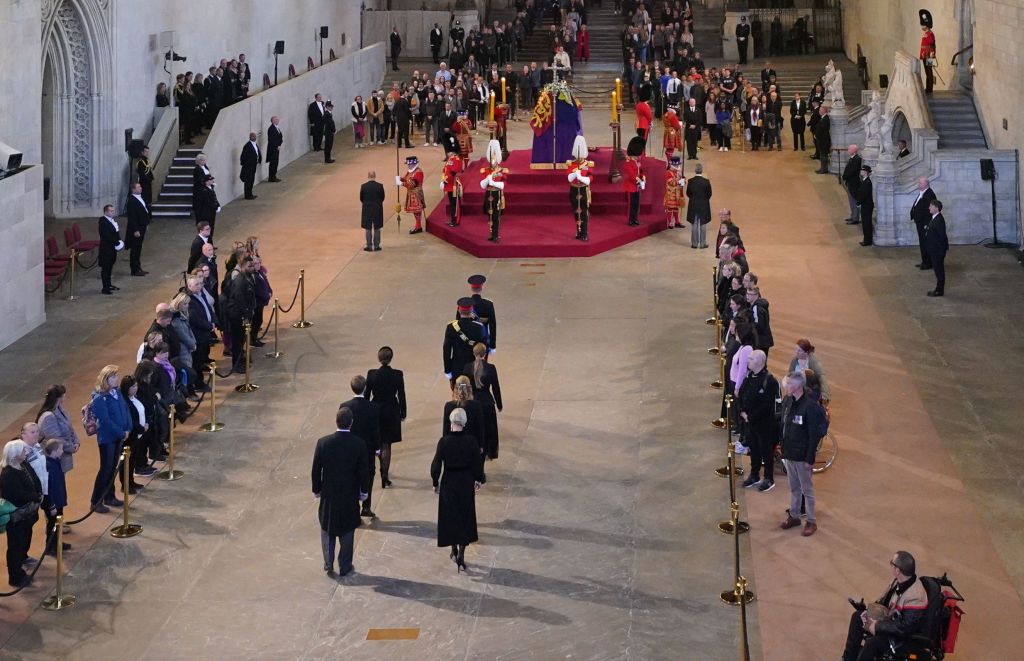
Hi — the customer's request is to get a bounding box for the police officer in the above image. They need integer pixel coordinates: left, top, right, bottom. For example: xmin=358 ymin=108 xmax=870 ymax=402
xmin=444 ymin=298 xmax=486 ymax=387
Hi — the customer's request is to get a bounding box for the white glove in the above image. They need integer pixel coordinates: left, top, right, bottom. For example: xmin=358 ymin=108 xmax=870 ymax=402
xmin=445 ymin=372 xmax=452 ymax=379
xmin=479 ymin=175 xmax=491 ymax=190
xmin=638 ymin=179 xmax=646 ymax=191
xmin=678 ymin=178 xmax=686 ymax=187
xmin=577 ymin=174 xmax=591 ymax=186
xmin=114 ymin=240 xmax=125 ymax=251
xmin=440 ymin=181 xmax=446 ymax=191
xmin=216 ymin=206 xmax=222 ymax=213
xmin=567 ymin=171 xmax=578 ymax=183
xmin=489 ymin=348 xmax=496 ymax=354
xmin=395 ymin=175 xmax=403 ymax=186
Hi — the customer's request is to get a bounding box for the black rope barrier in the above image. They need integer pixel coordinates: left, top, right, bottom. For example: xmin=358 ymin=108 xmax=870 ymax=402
xmin=74 ymin=251 xmax=98 ymax=271
xmin=44 ymin=269 xmax=70 ymax=294
xmin=0 ymin=531 xmax=56 ymax=597
xmin=569 ymin=84 xmax=618 ymax=95
xmin=257 ymin=304 xmax=277 ymax=342
xmin=276 ymin=278 xmax=302 ymax=314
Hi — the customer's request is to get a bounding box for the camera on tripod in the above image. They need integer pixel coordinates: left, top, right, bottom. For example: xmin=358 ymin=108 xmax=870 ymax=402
xmin=164 ymin=50 xmax=187 ymax=63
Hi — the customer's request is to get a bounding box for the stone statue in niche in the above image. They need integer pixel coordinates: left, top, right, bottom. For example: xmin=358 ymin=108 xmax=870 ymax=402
xmin=879 ymin=111 xmax=894 ymax=156
xmin=864 ymin=91 xmax=883 ymax=145
xmin=824 ymin=60 xmax=846 ymax=108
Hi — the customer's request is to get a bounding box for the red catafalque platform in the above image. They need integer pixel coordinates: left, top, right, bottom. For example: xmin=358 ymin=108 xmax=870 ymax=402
xmin=425 ymin=148 xmax=669 ymax=258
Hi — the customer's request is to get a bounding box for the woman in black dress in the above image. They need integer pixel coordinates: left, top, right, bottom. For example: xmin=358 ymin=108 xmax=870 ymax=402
xmin=443 ymin=376 xmax=487 ymax=483
xmin=463 ymin=343 xmax=502 ymax=460
xmin=366 ymin=346 xmax=407 ymax=489
xmin=431 ymin=408 xmax=484 ymax=572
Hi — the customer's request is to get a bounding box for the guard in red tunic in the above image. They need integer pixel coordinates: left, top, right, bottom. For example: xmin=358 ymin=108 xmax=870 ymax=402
xmin=635 ymin=83 xmax=653 ymax=145
xmin=495 ymin=102 xmax=509 ymax=158
xmin=453 ymin=110 xmax=474 ymax=169
xmin=479 ymin=140 xmax=507 ymax=243
xmin=397 ymin=155 xmax=426 ymax=234
xmin=663 ymin=155 xmax=686 ymax=229
xmin=623 ymin=136 xmax=646 ymax=227
xmin=567 ymin=135 xmax=593 ymax=241
xmin=662 ymin=107 xmax=683 ymax=163
xmin=919 ymin=22 xmax=936 ymax=94
xmin=441 ymin=151 xmax=464 ymax=227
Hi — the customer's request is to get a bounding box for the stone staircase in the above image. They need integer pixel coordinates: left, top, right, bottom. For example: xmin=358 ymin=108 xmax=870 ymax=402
xmin=928 ymin=91 xmax=987 ymax=149
xmin=151 ymin=146 xmax=201 ymax=220
xmin=692 ymin=5 xmax=724 ymax=59
xmin=767 ymin=57 xmax=862 ymax=108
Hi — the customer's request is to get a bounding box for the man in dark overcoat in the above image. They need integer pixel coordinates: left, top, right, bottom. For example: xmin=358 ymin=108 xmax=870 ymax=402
xmin=359 ymin=171 xmax=386 ymax=251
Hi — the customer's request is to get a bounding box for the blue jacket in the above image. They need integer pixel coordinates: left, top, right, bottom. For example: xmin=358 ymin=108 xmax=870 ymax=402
xmin=45 ymin=456 xmax=68 ymax=509
xmin=91 ymin=390 xmax=132 ymax=446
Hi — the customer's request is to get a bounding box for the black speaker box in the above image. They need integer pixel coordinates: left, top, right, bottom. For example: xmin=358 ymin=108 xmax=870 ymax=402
xmin=980 ymin=158 xmax=995 ymax=181
xmin=879 ymin=74 xmax=889 ymax=89
xmin=274 ymin=40 xmax=285 ymax=54
xmin=124 ymin=128 xmax=134 ymax=152
xmin=320 ymin=26 xmax=329 ymax=39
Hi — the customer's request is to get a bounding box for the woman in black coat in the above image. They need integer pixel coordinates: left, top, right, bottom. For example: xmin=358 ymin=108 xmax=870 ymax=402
xmin=366 ymin=346 xmax=407 ymax=489
xmin=443 ymin=376 xmax=487 ymax=474
xmin=431 ymin=408 xmax=484 ymax=572
xmin=462 ymin=344 xmax=502 ymax=461
xmin=1 ymin=440 xmax=42 ymax=587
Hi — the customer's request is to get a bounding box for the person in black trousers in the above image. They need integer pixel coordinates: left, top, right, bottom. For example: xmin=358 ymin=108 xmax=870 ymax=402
xmin=924 ymin=200 xmax=949 ymax=297
xmin=910 ymin=178 xmax=937 ymax=269
xmin=737 ymin=350 xmax=779 ymax=492
xmin=224 ymin=255 xmax=256 ymax=373
xmin=366 ymin=346 xmax=407 ymax=489
xmin=813 ymin=106 xmax=831 ymax=174
xmin=735 ymin=17 xmax=751 ymax=65
xmin=1 ymin=441 xmax=42 ymax=587
xmin=856 ymin=165 xmax=875 ymax=246
xmin=390 ymin=28 xmax=402 ymax=71
xmin=194 ymin=177 xmax=220 ymax=237
xmin=790 ymin=93 xmax=807 ymax=151
xmin=359 ymin=171 xmax=385 ymax=251
xmin=430 ymin=23 xmax=444 ymax=64
xmin=239 ymin=132 xmax=261 ymax=200
xmin=322 ymin=102 xmax=337 ymax=163
xmin=266 ymin=116 xmax=283 ymax=182
xmin=125 ymin=183 xmax=151 ymax=276
xmin=307 ymin=94 xmax=325 ymax=151
xmin=340 ymin=375 xmax=382 ymax=519
xmin=97 ymin=204 xmax=123 ymax=295
xmin=462 ymin=343 xmax=502 ymax=461
xmin=394 ymin=93 xmax=413 ymax=149
xmin=136 ymin=145 xmax=154 ymax=206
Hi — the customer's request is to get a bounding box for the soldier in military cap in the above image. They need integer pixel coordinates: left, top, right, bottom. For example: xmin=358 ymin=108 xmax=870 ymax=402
xmin=444 ymin=297 xmax=487 ymax=387
xmin=623 ymin=136 xmax=647 ymax=227
xmin=480 ymin=140 xmax=507 ymax=243
xmin=465 ymin=274 xmax=496 ymax=350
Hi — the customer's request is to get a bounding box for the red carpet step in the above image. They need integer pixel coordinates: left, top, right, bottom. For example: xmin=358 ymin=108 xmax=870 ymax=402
xmin=425 ymin=148 xmax=670 ymax=258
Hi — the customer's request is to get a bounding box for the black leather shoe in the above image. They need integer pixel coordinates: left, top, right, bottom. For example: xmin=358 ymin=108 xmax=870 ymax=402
xmin=409 ymin=227 xmax=423 ymax=234
xmin=364 ymin=247 xmax=373 ymax=252
xmin=373 ymin=246 xmax=382 ymax=251
xmin=919 ymin=264 xmax=932 ymax=270
xmin=110 ymin=285 xmax=120 ymax=290
xmin=361 ymin=508 xmax=377 ymax=519
xmin=131 ymin=270 xmax=148 ymax=276
xmin=269 ymin=178 xmax=282 ymax=182
xmin=101 ymin=289 xmax=113 ymax=295
xmin=325 ymin=159 xmax=336 ymax=163
xmin=859 ymin=241 xmax=873 ymax=246
xmin=927 ymin=290 xmax=944 ymax=297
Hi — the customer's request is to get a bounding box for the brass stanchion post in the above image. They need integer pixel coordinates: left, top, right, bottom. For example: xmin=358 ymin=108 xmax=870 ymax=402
xmin=266 ymin=299 xmax=283 ymax=358
xmin=66 ymin=248 xmax=78 ymax=301
xmin=706 ymin=265 xmax=718 ymax=325
xmin=235 ymin=321 xmax=260 ymax=393
xmin=711 ymin=350 xmax=725 ymax=392
xmin=718 ymin=448 xmax=750 ymax=532
xmin=721 ymin=501 xmax=755 ymax=605
xmin=157 ymin=410 xmax=184 ymax=480
xmin=199 ymin=364 xmax=224 ymax=432
xmin=738 ymin=576 xmax=752 ymax=660
xmin=709 ymin=315 xmax=723 ymax=357
xmin=291 ymin=270 xmax=313 ymax=328
xmin=716 ymin=397 xmax=744 ymax=476
xmin=111 ymin=447 xmax=143 ymax=537
xmin=41 ymin=515 xmax=76 ymax=610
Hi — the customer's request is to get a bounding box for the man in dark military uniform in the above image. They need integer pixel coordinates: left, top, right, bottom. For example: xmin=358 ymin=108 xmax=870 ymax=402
xmin=464 ymin=274 xmax=496 ymax=351
xmin=444 ymin=297 xmax=486 ymax=387
xmin=136 ymin=145 xmax=154 ymax=207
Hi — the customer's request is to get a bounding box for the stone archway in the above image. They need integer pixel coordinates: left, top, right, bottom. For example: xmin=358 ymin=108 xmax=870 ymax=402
xmin=891 ymin=110 xmax=912 ymax=148
xmin=40 ymin=0 xmax=114 ymax=217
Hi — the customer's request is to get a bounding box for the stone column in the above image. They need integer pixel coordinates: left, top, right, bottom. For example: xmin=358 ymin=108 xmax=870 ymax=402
xmin=872 ymin=153 xmax=898 ymax=246
xmin=828 ymin=106 xmax=849 ymax=174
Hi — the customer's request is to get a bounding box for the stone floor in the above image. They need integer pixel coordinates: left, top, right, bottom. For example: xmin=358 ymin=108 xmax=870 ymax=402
xmin=1 ymin=66 xmax=1023 ymax=659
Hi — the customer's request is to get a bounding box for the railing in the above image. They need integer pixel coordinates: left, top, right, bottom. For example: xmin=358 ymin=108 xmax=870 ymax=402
xmin=144 ymin=106 xmax=180 ymax=195
xmin=950 ymin=43 xmax=973 ymax=67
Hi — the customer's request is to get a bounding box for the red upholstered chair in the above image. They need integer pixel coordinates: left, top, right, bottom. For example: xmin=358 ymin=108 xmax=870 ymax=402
xmin=47 ymin=235 xmax=71 ymax=262
xmin=288 ymin=64 xmax=296 ymax=79
xmin=329 ymin=48 xmax=337 ymax=61
xmin=263 ymin=73 xmax=271 ymax=88
xmin=71 ymin=222 xmax=100 ymax=252
xmin=63 ymin=226 xmax=77 ymax=251
xmin=307 ymin=56 xmax=315 ymax=71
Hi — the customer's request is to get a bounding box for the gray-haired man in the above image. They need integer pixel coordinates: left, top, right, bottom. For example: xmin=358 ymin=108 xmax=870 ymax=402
xmin=779 ymin=371 xmax=827 ymax=537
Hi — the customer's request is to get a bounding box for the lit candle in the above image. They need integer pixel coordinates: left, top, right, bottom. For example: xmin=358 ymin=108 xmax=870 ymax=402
xmin=615 ymin=78 xmax=621 ymax=108
xmin=501 ymin=77 xmax=506 ymax=104
xmin=489 ymin=90 xmax=495 ymax=122
xmin=611 ymin=91 xmax=617 ymax=122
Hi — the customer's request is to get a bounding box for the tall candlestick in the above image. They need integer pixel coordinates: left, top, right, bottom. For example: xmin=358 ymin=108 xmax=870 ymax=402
xmin=501 ymin=77 xmax=506 ymax=104
xmin=489 ymin=90 xmax=495 ymax=122
xmin=611 ymin=91 xmax=617 ymax=122
xmin=615 ymin=78 xmax=622 ymax=108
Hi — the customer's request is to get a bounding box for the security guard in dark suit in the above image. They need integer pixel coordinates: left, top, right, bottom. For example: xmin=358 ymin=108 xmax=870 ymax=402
xmin=444 ymin=298 xmax=486 ymax=386
xmin=464 ymin=275 xmax=496 ymax=350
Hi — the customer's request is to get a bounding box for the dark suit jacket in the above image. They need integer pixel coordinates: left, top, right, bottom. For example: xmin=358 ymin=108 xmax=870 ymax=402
xmin=205 ymin=77 xmax=222 ymax=109
xmin=842 ymin=154 xmax=862 ymax=193
xmin=198 ymin=255 xmax=219 ymax=299
xmin=311 ymin=430 xmax=370 ymax=535
xmin=339 ymin=396 xmax=382 ymax=455
xmin=813 ymin=114 xmax=831 ymax=151
xmin=125 ymin=195 xmax=151 ymax=242
xmin=307 ymin=101 xmax=324 ymax=129
xmin=188 ymin=235 xmax=208 ymax=272
xmin=267 ymin=124 xmax=283 ymax=152
xmin=685 ymin=175 xmax=713 ymax=224
xmin=910 ymin=188 xmax=937 ymax=227
xmin=97 ymin=216 xmax=120 ymax=261
xmin=239 ymin=141 xmax=261 ymax=182
xmin=923 ymin=213 xmax=949 ymax=256
xmin=188 ymin=293 xmax=216 ymax=343
xmin=195 ymin=186 xmax=220 ymax=227
xmin=359 ymin=180 xmax=386 ymax=229
xmin=856 ymin=176 xmax=874 ymax=209
xmin=683 ymin=106 xmax=702 ymax=137
xmin=790 ymin=99 xmax=807 ymax=127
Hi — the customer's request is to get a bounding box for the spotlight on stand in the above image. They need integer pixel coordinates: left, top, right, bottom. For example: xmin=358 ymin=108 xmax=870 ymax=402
xmin=164 ymin=50 xmax=187 ymax=63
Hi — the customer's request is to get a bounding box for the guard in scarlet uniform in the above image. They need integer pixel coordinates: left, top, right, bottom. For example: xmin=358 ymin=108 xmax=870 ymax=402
xmin=662 ymin=107 xmax=683 ymax=164
xmin=441 ymin=151 xmax=464 ymax=227
xmin=623 ymin=136 xmax=646 ymax=226
xmin=397 ymin=155 xmax=426 ymax=234
xmin=919 ymin=22 xmax=936 ymax=94
xmin=480 ymin=140 xmax=507 ymax=242
xmin=664 ymin=155 xmax=686 ymax=229
xmin=458 ymin=274 xmax=497 ymax=350
xmin=635 ymin=83 xmax=653 ymax=145
xmin=567 ymin=135 xmax=593 ymax=241
xmin=443 ymin=297 xmax=487 ymax=387
xmin=495 ymin=102 xmax=509 ymax=158
xmin=453 ymin=110 xmax=474 ymax=169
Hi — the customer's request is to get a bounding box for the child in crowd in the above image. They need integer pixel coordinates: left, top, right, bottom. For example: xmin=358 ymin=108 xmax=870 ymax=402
xmin=43 ymin=438 xmax=70 ymax=554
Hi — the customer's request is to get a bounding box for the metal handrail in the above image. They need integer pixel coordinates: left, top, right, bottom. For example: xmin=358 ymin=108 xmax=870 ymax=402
xmin=950 ymin=43 xmax=973 ymax=67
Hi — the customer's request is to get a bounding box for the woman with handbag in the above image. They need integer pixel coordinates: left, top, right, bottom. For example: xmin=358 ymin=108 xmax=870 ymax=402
xmin=89 ymin=365 xmax=132 ymax=513
xmin=36 ymin=384 xmax=81 ymax=474
xmin=0 ymin=440 xmax=42 ymax=587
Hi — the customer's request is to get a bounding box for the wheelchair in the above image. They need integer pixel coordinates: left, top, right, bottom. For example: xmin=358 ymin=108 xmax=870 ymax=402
xmin=875 ymin=574 xmax=965 ymax=661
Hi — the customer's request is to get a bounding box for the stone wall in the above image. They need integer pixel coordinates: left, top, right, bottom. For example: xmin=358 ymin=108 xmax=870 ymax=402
xmin=0 ymin=167 xmax=46 ymax=351
xmin=0 ymin=0 xmax=43 ymax=164
xmin=363 ymin=10 xmax=480 ymax=60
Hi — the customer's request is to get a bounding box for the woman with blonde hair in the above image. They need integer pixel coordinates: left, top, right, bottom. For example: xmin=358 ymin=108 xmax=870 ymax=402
xmin=443 ymin=375 xmax=485 ymax=459
xmin=463 ymin=343 xmax=502 ymax=460
xmin=169 ymin=292 xmax=198 ymax=395
xmin=89 ymin=365 xmax=132 ymax=513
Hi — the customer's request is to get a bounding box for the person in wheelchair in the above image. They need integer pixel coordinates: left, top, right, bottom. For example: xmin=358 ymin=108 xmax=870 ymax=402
xmin=841 ymin=551 xmax=928 ymax=661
